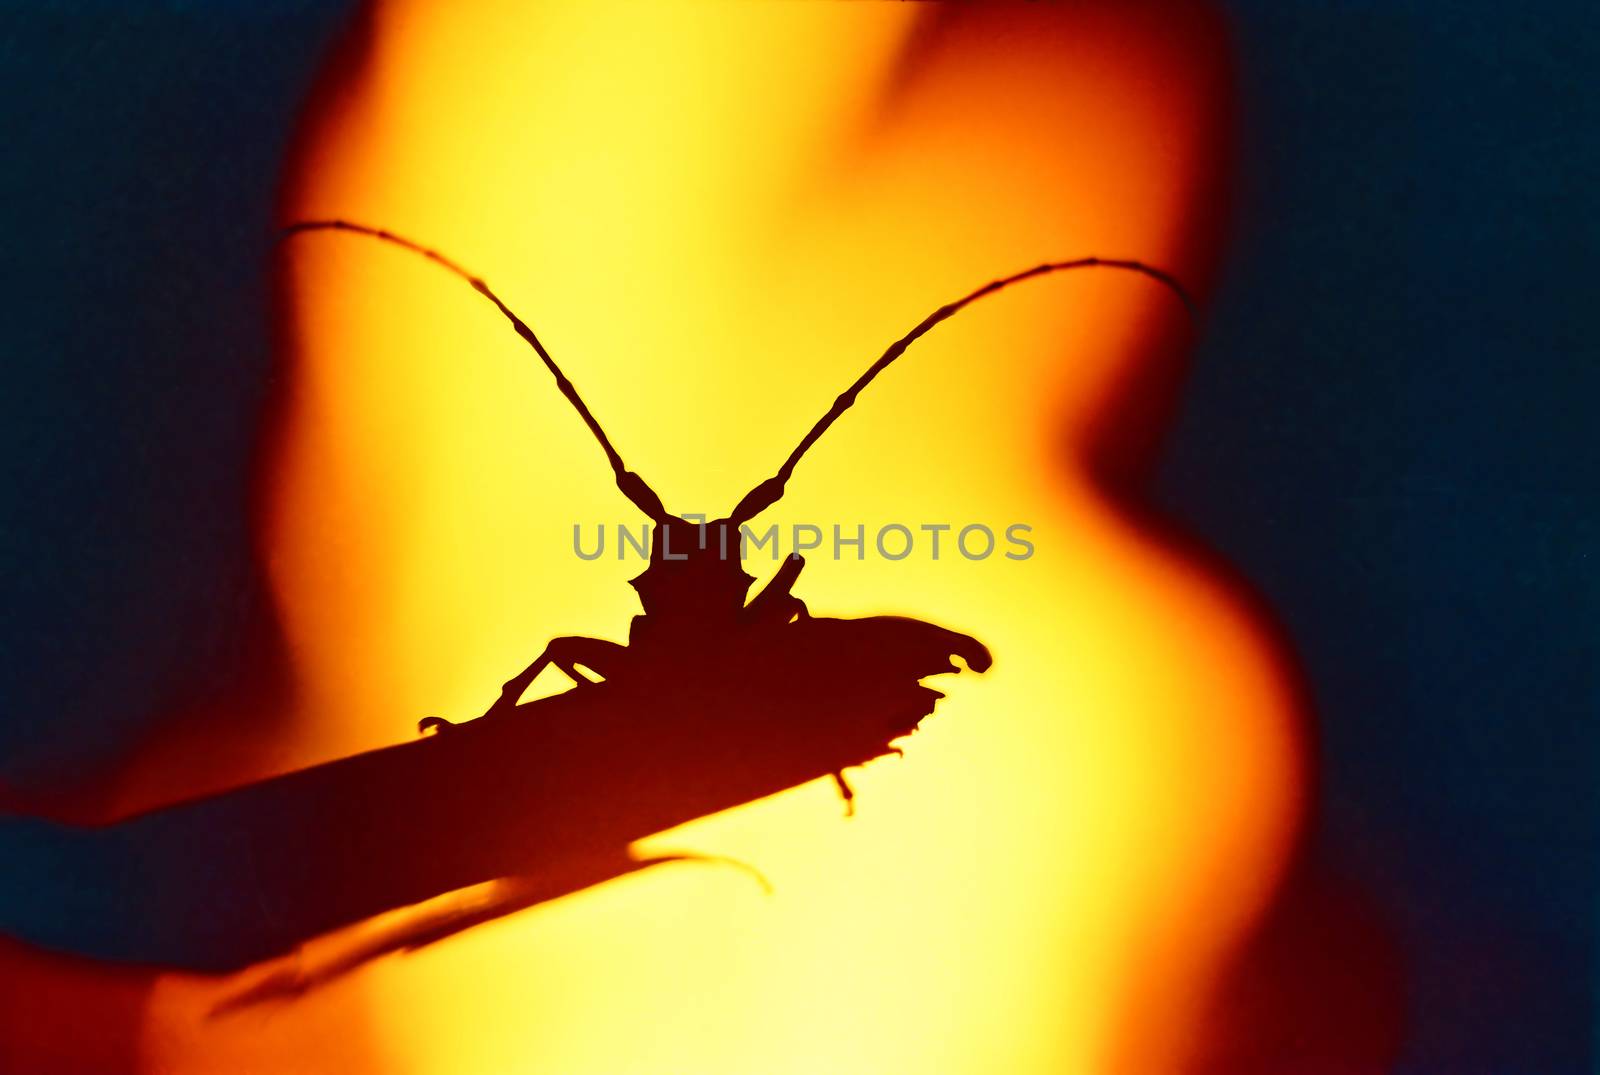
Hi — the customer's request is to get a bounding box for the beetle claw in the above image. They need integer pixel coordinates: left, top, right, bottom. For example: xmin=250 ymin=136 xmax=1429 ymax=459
xmin=418 ymin=715 xmax=456 ymax=736
xmin=831 ymin=770 xmax=855 ymax=817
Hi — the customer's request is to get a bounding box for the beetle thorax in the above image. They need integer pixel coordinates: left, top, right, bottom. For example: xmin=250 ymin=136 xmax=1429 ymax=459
xmin=628 ymin=518 xmax=755 ymax=623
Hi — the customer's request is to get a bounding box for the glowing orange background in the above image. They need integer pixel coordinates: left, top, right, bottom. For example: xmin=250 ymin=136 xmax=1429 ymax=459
xmin=143 ymin=3 xmax=1304 ymax=1071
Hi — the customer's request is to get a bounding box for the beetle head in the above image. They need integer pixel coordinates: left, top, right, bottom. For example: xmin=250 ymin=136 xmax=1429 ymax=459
xmin=628 ymin=516 xmax=756 ymax=620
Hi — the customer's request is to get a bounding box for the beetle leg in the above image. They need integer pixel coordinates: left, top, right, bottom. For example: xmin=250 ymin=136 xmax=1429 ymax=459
xmin=831 ymin=770 xmax=855 ymax=817
xmin=745 ymin=556 xmax=808 ymax=624
xmin=553 ymin=660 xmax=598 ymax=686
xmin=545 ymin=637 xmax=627 ymax=687
xmin=487 ymin=636 xmax=628 ymax=715
xmin=485 ymin=654 xmax=552 ymax=716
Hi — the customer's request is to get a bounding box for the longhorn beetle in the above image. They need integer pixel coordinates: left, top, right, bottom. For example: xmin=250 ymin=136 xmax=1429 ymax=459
xmin=0 ymin=226 xmax=1196 ymax=980
xmin=281 ymin=219 xmax=1194 ymax=812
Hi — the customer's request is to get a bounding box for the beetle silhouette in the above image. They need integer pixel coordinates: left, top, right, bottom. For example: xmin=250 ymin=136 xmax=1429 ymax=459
xmin=288 ymin=220 xmax=1191 ymax=803
xmin=0 ymin=222 xmax=1192 ymax=997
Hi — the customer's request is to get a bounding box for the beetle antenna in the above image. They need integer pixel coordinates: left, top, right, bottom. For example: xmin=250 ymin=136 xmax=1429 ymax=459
xmin=728 ymin=258 xmax=1195 ymax=523
xmin=280 ymin=220 xmax=671 ymax=522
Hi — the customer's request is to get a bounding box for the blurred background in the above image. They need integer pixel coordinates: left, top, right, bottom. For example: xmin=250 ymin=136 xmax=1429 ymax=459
xmin=0 ymin=2 xmax=1592 ymax=1072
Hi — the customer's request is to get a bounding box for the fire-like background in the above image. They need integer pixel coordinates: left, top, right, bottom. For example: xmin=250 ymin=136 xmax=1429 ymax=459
xmin=0 ymin=2 xmax=1593 ymax=1073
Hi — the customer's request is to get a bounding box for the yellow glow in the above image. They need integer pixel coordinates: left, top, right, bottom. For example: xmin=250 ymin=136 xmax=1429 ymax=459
xmin=146 ymin=3 xmax=1302 ymax=1072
